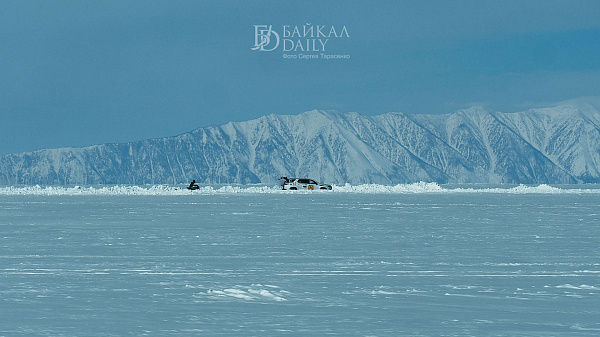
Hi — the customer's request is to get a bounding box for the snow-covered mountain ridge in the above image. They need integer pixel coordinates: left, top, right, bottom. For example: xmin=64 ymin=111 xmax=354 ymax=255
xmin=2 ymin=101 xmax=600 ymax=185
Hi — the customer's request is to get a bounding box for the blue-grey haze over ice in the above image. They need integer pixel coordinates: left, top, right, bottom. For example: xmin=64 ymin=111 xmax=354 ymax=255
xmin=1 ymin=1 xmax=600 ymax=155
xmin=2 ymin=3 xmax=600 ymax=335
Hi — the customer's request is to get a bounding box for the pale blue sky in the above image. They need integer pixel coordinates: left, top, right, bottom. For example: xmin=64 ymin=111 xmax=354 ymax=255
xmin=1 ymin=1 xmax=599 ymax=155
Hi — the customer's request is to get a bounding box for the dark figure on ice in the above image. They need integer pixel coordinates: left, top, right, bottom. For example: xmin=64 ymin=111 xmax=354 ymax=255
xmin=187 ymin=180 xmax=200 ymax=190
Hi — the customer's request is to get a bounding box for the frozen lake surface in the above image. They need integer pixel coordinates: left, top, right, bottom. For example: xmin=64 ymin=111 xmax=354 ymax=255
xmin=1 ymin=183 xmax=599 ymax=336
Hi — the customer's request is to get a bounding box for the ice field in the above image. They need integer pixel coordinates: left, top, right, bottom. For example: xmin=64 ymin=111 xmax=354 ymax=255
xmin=1 ymin=183 xmax=600 ymax=336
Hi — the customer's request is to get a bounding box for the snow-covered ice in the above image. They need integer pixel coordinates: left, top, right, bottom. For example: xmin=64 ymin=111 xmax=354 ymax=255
xmin=2 ymin=182 xmax=600 ymax=195
xmin=1 ymin=184 xmax=599 ymax=335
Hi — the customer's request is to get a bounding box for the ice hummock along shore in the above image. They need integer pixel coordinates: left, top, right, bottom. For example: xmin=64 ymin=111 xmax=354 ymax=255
xmin=2 ymin=182 xmax=600 ymax=196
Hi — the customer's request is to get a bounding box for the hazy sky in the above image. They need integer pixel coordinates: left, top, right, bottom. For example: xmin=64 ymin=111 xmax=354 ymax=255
xmin=1 ymin=1 xmax=599 ymax=155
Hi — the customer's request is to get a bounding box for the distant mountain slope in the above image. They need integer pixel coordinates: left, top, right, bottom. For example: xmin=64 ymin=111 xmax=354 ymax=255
xmin=2 ymin=101 xmax=600 ymax=185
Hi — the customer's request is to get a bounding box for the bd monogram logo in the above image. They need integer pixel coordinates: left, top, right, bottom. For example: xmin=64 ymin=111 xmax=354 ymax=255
xmin=251 ymin=25 xmax=280 ymax=52
xmin=251 ymin=24 xmax=350 ymax=55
